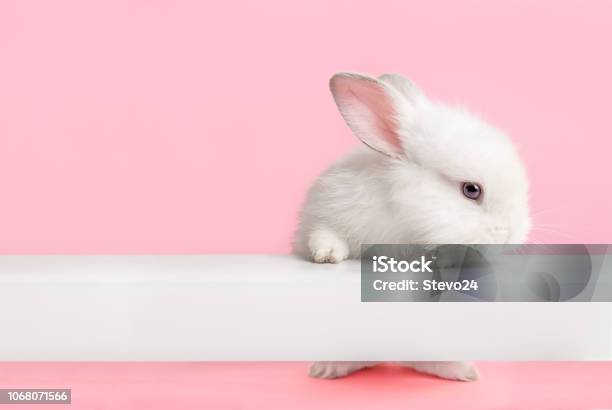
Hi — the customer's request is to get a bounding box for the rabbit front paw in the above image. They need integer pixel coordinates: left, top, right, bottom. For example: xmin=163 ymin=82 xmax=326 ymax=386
xmin=308 ymin=228 xmax=349 ymax=263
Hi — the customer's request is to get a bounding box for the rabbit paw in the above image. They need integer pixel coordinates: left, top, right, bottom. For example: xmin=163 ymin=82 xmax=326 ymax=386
xmin=309 ymin=362 xmax=373 ymax=379
xmin=400 ymin=361 xmax=479 ymax=382
xmin=308 ymin=228 xmax=349 ymax=263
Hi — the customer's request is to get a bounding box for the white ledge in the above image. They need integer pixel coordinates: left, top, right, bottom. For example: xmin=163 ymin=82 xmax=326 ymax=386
xmin=0 ymin=255 xmax=610 ymax=361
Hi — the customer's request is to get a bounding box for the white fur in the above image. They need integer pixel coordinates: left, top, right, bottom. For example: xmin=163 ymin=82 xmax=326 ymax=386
xmin=309 ymin=362 xmax=479 ymax=381
xmin=295 ymin=72 xmax=531 ymax=381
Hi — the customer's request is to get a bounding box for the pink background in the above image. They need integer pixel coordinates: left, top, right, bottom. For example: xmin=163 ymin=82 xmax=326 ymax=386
xmin=2 ymin=362 xmax=612 ymax=409
xmin=1 ymin=0 xmax=611 ymax=253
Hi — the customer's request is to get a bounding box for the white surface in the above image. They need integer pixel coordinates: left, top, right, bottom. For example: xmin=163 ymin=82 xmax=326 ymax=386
xmin=0 ymin=255 xmax=610 ymax=361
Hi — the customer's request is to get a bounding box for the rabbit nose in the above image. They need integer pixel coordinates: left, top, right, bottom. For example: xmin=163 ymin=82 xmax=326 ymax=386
xmin=490 ymin=226 xmax=511 ymax=243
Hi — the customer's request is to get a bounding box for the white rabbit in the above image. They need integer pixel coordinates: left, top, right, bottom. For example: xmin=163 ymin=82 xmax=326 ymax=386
xmin=294 ymin=72 xmax=531 ymax=381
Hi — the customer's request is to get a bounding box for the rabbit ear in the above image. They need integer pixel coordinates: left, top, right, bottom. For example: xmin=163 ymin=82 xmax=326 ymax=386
xmin=330 ymin=72 xmax=405 ymax=158
xmin=378 ymin=73 xmax=422 ymax=102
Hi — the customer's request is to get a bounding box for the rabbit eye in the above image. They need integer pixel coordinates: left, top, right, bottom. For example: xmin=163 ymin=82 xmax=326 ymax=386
xmin=462 ymin=182 xmax=482 ymax=200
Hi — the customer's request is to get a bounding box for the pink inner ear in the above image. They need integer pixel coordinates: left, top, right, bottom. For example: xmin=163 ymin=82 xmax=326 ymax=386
xmin=333 ymin=77 xmax=402 ymax=154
